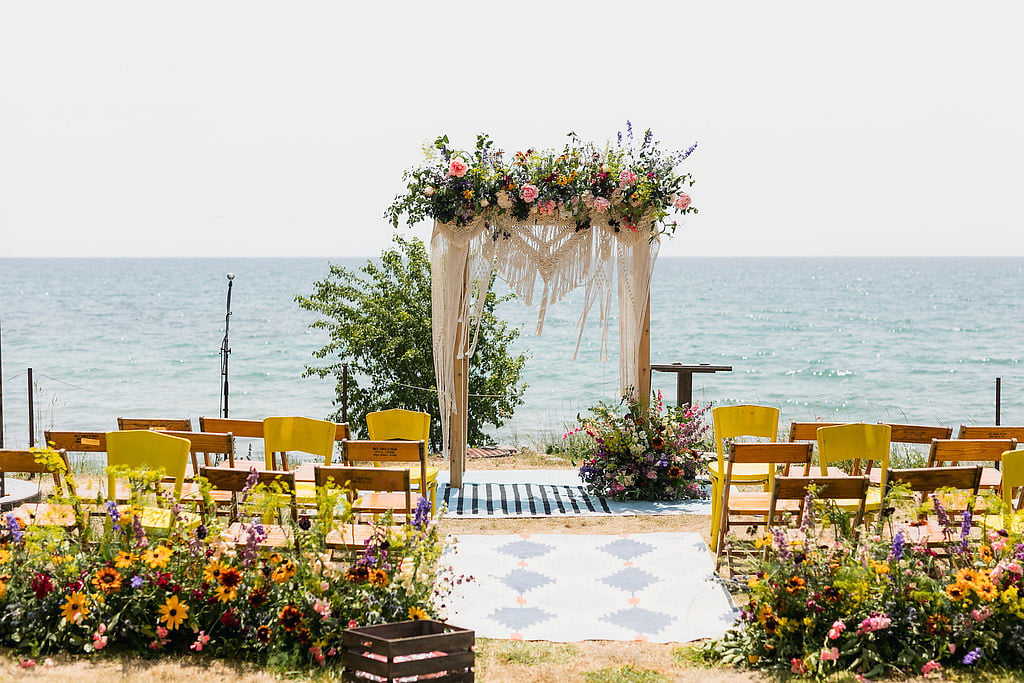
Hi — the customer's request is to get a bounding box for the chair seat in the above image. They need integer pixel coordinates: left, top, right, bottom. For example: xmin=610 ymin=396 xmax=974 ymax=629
xmin=707 ymin=461 xmax=772 ymax=482
xmin=325 ymin=524 xmax=376 ymax=550
xmin=12 ymin=503 xmax=77 ymax=528
xmin=117 ymin=505 xmax=200 ymax=532
xmin=353 ymin=491 xmax=425 ymax=515
xmin=981 ymin=514 xmax=1024 ymax=533
xmin=723 ymin=492 xmax=802 ymax=516
xmin=223 ymin=521 xmax=293 ymax=548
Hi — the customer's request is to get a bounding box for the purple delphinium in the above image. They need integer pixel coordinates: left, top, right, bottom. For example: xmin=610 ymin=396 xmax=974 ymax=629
xmin=960 ymin=509 xmax=973 ymax=551
xmin=132 ymin=514 xmax=148 ymax=548
xmin=239 ymin=522 xmax=265 ymax=567
xmin=891 ymin=530 xmax=905 ymax=561
xmin=772 ymin=527 xmax=791 ymax=560
xmin=799 ymin=491 xmax=816 ymax=532
xmin=931 ymin=494 xmax=952 ymax=540
xmin=106 ymin=501 xmax=121 ymax=533
xmin=412 ymin=496 xmax=431 ymax=531
xmin=241 ymin=467 xmax=258 ymax=499
xmin=5 ymin=514 xmax=23 ymax=544
xmin=963 ymin=647 xmax=982 ymax=665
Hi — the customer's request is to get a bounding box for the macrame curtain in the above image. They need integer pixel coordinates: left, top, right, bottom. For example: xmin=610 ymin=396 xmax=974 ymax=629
xmin=431 ymin=215 xmax=660 ymax=460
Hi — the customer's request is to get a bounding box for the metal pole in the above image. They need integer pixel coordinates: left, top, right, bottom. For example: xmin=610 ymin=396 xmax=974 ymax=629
xmin=342 ymin=364 xmax=349 ymax=423
xmin=220 ymin=274 xmax=234 ymax=418
xmin=27 ymin=367 xmax=34 ymax=448
xmin=996 ymin=377 xmax=1002 ymax=426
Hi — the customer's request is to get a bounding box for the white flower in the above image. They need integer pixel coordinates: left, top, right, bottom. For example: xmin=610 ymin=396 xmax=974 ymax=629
xmin=496 ymin=190 xmax=513 ymax=209
xmin=423 ymin=186 xmax=435 ymax=197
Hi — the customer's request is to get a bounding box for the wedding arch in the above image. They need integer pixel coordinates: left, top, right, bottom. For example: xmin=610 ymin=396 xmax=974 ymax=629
xmin=386 ymin=128 xmax=698 ymax=486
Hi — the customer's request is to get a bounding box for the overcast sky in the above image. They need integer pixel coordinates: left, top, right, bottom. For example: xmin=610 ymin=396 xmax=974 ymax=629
xmin=2 ymin=1 xmax=1022 ymax=258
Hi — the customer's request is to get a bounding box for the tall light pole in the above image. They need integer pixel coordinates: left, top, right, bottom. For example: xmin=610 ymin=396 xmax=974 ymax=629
xmin=219 ymin=273 xmax=234 ymax=418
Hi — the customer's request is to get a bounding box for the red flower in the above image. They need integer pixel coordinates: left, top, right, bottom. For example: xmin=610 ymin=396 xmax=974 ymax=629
xmin=31 ymin=574 xmax=54 ymax=599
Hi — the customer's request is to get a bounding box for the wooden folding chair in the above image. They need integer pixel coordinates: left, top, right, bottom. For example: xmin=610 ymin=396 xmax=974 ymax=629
xmin=927 ymin=438 xmax=1016 ymax=491
xmin=958 ymin=425 xmax=1024 ymax=441
xmin=886 ymin=465 xmax=983 ymax=546
xmin=788 ymin=421 xmax=844 ymax=443
xmin=342 ymin=440 xmax=428 ymax=515
xmin=715 ymin=442 xmax=813 ymax=575
xmin=117 ymin=417 xmax=193 ymax=432
xmin=3 ymin=449 xmax=80 ymax=529
xmin=200 ymin=466 xmax=297 ymax=549
xmin=199 ymin=416 xmax=349 ymax=469
xmin=817 ymin=423 xmax=891 ymax=515
xmin=314 ymin=465 xmax=411 ymax=553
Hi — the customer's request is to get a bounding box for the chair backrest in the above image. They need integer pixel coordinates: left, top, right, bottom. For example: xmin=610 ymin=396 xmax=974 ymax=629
xmin=156 ymin=430 xmax=235 ymax=469
xmin=366 ymin=409 xmax=430 ymax=443
xmin=198 ymin=466 xmax=296 ymax=521
xmin=958 ymin=425 xmax=1024 ymax=441
xmin=887 ymin=465 xmax=983 ymax=497
xmin=342 ymin=440 xmax=428 ymax=489
xmin=770 ymin=475 xmax=871 ymax=528
xmin=263 ymin=416 xmax=337 ymax=470
xmin=45 ymin=431 xmax=107 ymax=453
xmin=1000 ymin=450 xmax=1024 ymax=520
xmin=105 ymin=430 xmax=191 ymax=499
xmin=727 ymin=442 xmax=813 ymax=468
xmin=885 ymin=423 xmax=953 ymax=444
xmin=818 ymin=423 xmax=892 ymax=489
xmin=712 ymin=405 xmax=779 ymax=472
xmin=0 ymin=449 xmax=74 ymax=495
xmin=117 ymin=417 xmax=193 ymax=432
xmin=314 ymin=465 xmax=413 ymax=517
xmin=788 ymin=422 xmax=844 ymax=442
xmin=927 ymin=439 xmax=1017 ymax=466
xmin=200 ymin=417 xmax=350 ymax=442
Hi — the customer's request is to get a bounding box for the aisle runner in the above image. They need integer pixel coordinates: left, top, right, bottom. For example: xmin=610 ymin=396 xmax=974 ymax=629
xmin=439 ymin=470 xmax=713 ymax=518
xmin=445 ymin=533 xmax=738 ymax=643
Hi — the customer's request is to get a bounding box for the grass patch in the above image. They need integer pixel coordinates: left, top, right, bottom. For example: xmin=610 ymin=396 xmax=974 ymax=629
xmin=583 ymin=665 xmax=668 ymax=682
xmin=672 ymin=643 xmax=715 ymax=669
xmin=477 ymin=639 xmax=578 ymax=667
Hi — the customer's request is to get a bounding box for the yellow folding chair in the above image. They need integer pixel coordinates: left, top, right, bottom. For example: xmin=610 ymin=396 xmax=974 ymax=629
xmin=817 ymin=423 xmax=891 ymax=515
xmin=982 ymin=450 xmax=1024 ymax=532
xmin=4 ymin=449 xmax=80 ymax=529
xmin=708 ymin=405 xmax=779 ymax=551
xmin=366 ymin=409 xmax=438 ymax=514
xmin=105 ymin=430 xmax=195 ymax=533
xmin=263 ymin=416 xmax=336 ymax=470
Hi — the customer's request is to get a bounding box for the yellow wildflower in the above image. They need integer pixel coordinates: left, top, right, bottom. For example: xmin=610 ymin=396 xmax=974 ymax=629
xmin=60 ymin=591 xmax=89 ymax=624
xmin=113 ymin=551 xmax=137 ymax=569
xmin=142 ymin=544 xmax=172 ymax=569
xmin=407 ymin=606 xmax=428 ymax=620
xmin=158 ymin=595 xmax=188 ymax=630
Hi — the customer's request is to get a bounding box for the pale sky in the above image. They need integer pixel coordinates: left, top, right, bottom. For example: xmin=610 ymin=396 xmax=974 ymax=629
xmin=2 ymin=1 xmax=1022 ymax=258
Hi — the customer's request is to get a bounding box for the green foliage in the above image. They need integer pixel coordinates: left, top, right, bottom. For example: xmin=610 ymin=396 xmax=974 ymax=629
xmin=583 ymin=665 xmax=668 ymax=682
xmin=296 ymin=234 xmax=527 ymax=451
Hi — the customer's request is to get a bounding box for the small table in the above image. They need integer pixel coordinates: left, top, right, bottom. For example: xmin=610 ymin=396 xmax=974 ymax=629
xmin=651 ymin=363 xmax=733 ymax=407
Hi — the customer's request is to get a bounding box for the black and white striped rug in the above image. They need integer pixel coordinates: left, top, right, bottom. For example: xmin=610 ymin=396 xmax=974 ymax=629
xmin=441 ymin=482 xmax=612 ymax=517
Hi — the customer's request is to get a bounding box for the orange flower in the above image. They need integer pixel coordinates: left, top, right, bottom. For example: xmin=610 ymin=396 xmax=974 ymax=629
xmin=219 ymin=566 xmax=243 ymax=589
xmin=142 ymin=545 xmax=172 ymax=569
xmin=91 ymin=567 xmax=123 ymax=593
xmin=408 ymin=606 xmax=428 ymax=620
xmin=271 ymin=560 xmax=297 ymax=584
xmin=203 ymin=560 xmax=227 ymax=583
xmin=214 ymin=585 xmax=238 ymax=603
xmin=370 ymin=568 xmax=389 ymax=588
xmin=113 ymin=551 xmax=136 ymax=569
xmin=60 ymin=592 xmax=89 ymax=624
xmin=279 ymin=604 xmax=302 ymax=631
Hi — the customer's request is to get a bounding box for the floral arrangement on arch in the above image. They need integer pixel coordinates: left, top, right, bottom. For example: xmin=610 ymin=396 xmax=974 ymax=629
xmin=707 ymin=484 xmax=1024 ymax=679
xmin=0 ymin=455 xmax=454 ymax=670
xmin=567 ymin=392 xmax=711 ymax=501
xmin=385 ymin=123 xmax=697 ymax=236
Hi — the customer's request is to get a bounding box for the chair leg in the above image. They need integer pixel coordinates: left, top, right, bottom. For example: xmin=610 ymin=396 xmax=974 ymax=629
xmin=709 ymin=476 xmax=723 ymax=552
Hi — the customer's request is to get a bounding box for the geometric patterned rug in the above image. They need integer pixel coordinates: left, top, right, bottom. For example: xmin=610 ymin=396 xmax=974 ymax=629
xmin=443 ymin=533 xmax=738 ymax=642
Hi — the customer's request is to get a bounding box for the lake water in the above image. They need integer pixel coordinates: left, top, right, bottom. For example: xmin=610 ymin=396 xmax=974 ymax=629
xmin=0 ymin=257 xmax=1021 ymax=450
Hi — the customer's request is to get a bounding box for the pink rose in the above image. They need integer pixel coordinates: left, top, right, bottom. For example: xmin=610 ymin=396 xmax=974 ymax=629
xmin=538 ymin=199 xmax=556 ymax=216
xmin=820 ymin=647 xmax=839 ymax=662
xmin=448 ymin=157 xmax=468 ymax=178
xmin=618 ymin=170 xmax=638 ymax=187
xmin=674 ymin=193 xmax=692 ymax=210
xmin=922 ymin=660 xmax=942 ymax=678
xmin=593 ymin=197 xmax=611 ymax=213
xmin=519 ymin=184 xmax=539 ymax=203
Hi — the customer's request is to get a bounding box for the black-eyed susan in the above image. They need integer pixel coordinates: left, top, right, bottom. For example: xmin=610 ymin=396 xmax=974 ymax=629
xmin=345 ymin=565 xmax=369 ymax=583
xmin=266 ymin=553 xmax=283 ymax=567
xmin=219 ymin=566 xmax=243 ymax=589
xmin=203 ymin=560 xmax=227 ymax=583
xmin=60 ymin=591 xmax=89 ymax=624
xmin=214 ymin=585 xmax=238 ymax=603
xmin=255 ymin=624 xmax=272 ymax=644
xmin=407 ymin=606 xmax=428 ymax=620
xmin=113 ymin=551 xmax=136 ymax=569
xmin=279 ymin=604 xmax=302 ymax=631
xmin=91 ymin=567 xmax=123 ymax=593
xmin=369 ymin=568 xmax=389 ymax=588
xmin=158 ymin=595 xmax=188 ymax=630
xmin=271 ymin=560 xmax=297 ymax=584
xmin=142 ymin=545 xmax=172 ymax=569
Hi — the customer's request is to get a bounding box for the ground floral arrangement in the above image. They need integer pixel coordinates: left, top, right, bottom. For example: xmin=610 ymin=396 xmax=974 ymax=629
xmin=707 ymin=485 xmax=1024 ymax=680
xmin=0 ymin=459 xmax=455 ymax=671
xmin=385 ymin=123 xmax=697 ymax=235
xmin=566 ymin=392 xmax=711 ymax=502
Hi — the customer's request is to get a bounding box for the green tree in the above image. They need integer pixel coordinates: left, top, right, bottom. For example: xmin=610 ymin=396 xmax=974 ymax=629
xmin=296 ymin=235 xmax=527 ymax=451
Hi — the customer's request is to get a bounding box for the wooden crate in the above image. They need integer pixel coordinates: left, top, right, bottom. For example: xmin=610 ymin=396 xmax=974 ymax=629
xmin=342 ymin=619 xmax=474 ymax=682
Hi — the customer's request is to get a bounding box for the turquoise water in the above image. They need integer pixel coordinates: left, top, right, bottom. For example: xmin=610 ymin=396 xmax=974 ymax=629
xmin=0 ymin=258 xmax=1021 ymax=449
